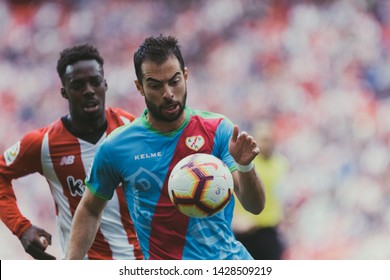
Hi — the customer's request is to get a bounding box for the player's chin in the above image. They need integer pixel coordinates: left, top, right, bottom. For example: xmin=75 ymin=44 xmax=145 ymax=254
xmin=161 ymin=112 xmax=182 ymax=122
xmin=161 ymin=104 xmax=183 ymax=120
xmin=82 ymin=108 xmax=104 ymax=120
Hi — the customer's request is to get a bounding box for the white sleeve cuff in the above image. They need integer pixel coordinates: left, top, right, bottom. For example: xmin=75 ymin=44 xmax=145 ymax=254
xmin=235 ymin=162 xmax=254 ymax=173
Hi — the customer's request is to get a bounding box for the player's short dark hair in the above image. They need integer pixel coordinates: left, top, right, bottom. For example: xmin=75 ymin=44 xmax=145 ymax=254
xmin=133 ymin=35 xmax=185 ymax=84
xmin=56 ymin=44 xmax=104 ymax=85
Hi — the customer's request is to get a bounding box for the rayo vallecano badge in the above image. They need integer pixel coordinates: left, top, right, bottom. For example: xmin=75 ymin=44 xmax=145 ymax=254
xmin=185 ymin=136 xmax=205 ymax=151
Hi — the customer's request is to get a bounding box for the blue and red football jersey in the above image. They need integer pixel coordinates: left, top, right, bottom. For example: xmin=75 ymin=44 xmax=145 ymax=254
xmin=86 ymin=107 xmax=252 ymax=260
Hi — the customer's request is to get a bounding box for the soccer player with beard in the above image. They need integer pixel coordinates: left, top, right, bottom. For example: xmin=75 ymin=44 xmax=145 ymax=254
xmin=66 ymin=35 xmax=266 ymax=260
xmin=0 ymin=44 xmax=143 ymax=260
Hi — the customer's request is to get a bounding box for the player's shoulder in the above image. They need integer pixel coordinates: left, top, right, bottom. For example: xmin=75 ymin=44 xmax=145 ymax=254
xmin=104 ymin=115 xmax=141 ymax=144
xmin=106 ymin=107 xmax=136 ymax=123
xmin=2 ymin=119 xmax=60 ymax=165
xmin=19 ymin=120 xmax=60 ymax=143
xmin=188 ymin=107 xmax=225 ymax=118
xmin=188 ymin=107 xmax=233 ymax=126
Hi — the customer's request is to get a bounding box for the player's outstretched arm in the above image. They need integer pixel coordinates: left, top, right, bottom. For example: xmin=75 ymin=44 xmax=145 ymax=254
xmin=65 ymin=187 xmax=107 ymax=259
xmin=229 ymin=125 xmax=266 ymax=215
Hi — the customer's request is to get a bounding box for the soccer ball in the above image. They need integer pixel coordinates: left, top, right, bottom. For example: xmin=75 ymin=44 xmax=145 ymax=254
xmin=168 ymin=153 xmax=234 ymax=218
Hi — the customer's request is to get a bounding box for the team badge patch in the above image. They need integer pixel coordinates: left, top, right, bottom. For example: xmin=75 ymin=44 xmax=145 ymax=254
xmin=4 ymin=141 xmax=21 ymax=166
xmin=185 ymin=136 xmax=205 ymax=151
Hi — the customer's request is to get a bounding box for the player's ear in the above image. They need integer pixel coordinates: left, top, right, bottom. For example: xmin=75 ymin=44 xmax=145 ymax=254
xmin=184 ymin=67 xmax=188 ymax=80
xmin=61 ymin=88 xmax=68 ymax=99
xmin=134 ymin=80 xmax=144 ymax=96
xmin=104 ymin=79 xmax=108 ymax=90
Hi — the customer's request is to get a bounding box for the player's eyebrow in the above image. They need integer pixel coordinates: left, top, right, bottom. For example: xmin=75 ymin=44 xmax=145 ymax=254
xmin=70 ymin=74 xmax=101 ymax=82
xmin=146 ymin=72 xmax=181 ymax=83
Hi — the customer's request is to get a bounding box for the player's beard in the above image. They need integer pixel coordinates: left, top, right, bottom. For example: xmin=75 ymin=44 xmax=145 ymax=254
xmin=145 ymin=89 xmax=187 ymax=123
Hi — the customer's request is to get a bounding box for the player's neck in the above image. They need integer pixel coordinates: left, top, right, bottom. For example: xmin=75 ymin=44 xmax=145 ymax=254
xmin=62 ymin=114 xmax=108 ymax=144
xmin=66 ymin=114 xmax=106 ymax=133
xmin=146 ymin=112 xmax=186 ymax=133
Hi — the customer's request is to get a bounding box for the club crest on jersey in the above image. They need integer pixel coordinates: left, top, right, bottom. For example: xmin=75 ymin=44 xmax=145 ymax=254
xmin=4 ymin=141 xmax=21 ymax=166
xmin=185 ymin=136 xmax=205 ymax=151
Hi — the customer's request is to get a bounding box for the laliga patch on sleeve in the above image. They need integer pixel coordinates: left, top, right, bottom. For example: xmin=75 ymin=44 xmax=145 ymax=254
xmin=4 ymin=141 xmax=21 ymax=166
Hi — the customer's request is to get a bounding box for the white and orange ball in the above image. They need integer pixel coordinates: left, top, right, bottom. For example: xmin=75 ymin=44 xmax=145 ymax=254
xmin=168 ymin=153 xmax=234 ymax=218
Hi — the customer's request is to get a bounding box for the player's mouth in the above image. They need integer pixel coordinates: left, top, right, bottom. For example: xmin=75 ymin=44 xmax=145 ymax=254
xmin=162 ymin=103 xmax=179 ymax=114
xmin=83 ymin=101 xmax=100 ymax=113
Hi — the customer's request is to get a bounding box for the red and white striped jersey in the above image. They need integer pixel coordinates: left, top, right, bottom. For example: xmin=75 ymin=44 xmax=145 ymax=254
xmin=0 ymin=107 xmax=143 ymax=260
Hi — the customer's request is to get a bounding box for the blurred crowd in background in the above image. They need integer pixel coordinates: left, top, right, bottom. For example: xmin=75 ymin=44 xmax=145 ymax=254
xmin=1 ymin=0 xmax=390 ymax=259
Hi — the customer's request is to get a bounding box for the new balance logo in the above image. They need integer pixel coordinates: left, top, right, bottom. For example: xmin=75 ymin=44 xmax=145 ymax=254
xmin=60 ymin=155 xmax=75 ymax=165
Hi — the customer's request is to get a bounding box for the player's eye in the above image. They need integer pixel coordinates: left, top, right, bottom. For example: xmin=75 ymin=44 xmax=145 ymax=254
xmin=169 ymin=80 xmax=178 ymax=87
xmin=168 ymin=75 xmax=182 ymax=87
xmin=90 ymin=77 xmax=103 ymax=87
xmin=148 ymin=83 xmax=161 ymax=90
xmin=70 ymin=80 xmax=84 ymax=91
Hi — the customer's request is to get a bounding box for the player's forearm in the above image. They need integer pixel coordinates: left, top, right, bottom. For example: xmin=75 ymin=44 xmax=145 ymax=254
xmin=234 ymin=168 xmax=265 ymax=215
xmin=0 ymin=175 xmax=32 ymax=237
xmin=66 ymin=206 xmax=101 ymax=259
xmin=66 ymin=188 xmax=107 ymax=259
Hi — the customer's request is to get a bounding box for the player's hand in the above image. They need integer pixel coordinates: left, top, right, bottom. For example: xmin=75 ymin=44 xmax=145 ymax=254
xmin=19 ymin=225 xmax=56 ymax=260
xmin=229 ymin=125 xmax=259 ymax=165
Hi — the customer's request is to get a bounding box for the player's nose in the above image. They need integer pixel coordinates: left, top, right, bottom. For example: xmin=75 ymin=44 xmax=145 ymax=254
xmin=162 ymin=84 xmax=174 ymax=100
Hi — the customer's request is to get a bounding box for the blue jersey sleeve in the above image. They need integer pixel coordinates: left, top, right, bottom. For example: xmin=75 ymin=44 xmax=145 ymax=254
xmin=213 ymin=117 xmax=236 ymax=171
xmin=85 ymin=142 xmax=121 ymax=200
xmin=212 ymin=117 xmax=237 ymax=226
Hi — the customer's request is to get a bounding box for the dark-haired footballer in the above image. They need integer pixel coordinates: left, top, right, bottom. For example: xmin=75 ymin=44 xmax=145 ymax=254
xmin=0 ymin=44 xmax=142 ymax=260
xmin=67 ymin=36 xmax=266 ymax=260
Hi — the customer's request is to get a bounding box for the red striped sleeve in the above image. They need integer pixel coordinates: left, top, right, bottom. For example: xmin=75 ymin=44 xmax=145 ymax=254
xmin=0 ymin=128 xmax=46 ymax=237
